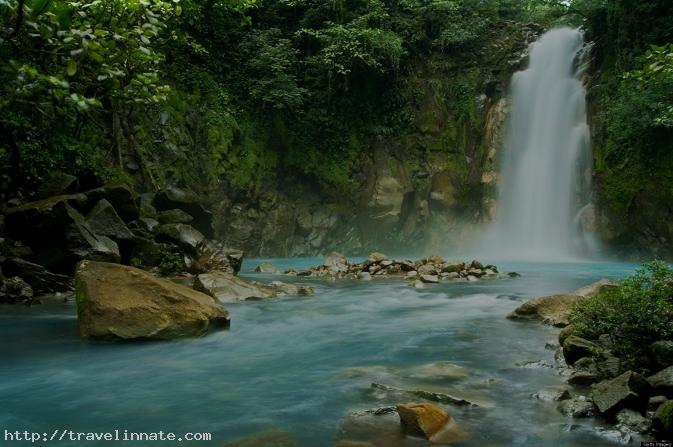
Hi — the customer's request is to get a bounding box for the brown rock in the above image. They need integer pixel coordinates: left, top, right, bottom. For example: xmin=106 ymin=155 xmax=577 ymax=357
xmin=508 ymin=294 xmax=584 ymax=327
xmin=396 ymin=403 xmax=449 ymax=439
xmin=75 ymin=261 xmax=229 ymax=340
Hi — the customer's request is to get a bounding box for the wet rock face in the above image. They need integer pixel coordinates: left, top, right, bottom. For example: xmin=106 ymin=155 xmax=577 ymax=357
xmin=153 ymin=186 xmax=213 ymax=237
xmin=2 ymin=258 xmax=71 ymax=295
xmin=75 ymin=261 xmax=229 ymax=340
xmin=155 ymin=223 xmax=206 ymax=255
xmin=86 ymin=199 xmax=135 ymax=242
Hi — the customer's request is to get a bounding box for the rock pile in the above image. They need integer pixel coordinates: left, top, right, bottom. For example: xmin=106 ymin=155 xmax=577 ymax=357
xmin=515 ymin=279 xmax=673 ymax=441
xmin=0 ymin=182 xmax=242 ymax=303
xmin=283 ymin=252 xmax=505 ymax=287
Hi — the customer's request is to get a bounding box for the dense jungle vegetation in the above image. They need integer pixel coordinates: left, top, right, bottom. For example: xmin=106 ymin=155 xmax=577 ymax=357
xmin=0 ymin=0 xmax=672 ymax=213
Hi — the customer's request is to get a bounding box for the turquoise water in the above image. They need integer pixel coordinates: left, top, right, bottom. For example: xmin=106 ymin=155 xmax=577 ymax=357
xmin=0 ymin=260 xmax=641 ymax=446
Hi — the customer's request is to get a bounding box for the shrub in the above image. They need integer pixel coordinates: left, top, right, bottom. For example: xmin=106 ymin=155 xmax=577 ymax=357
xmin=158 ymin=250 xmax=186 ymax=274
xmin=569 ymin=261 xmax=673 ymax=365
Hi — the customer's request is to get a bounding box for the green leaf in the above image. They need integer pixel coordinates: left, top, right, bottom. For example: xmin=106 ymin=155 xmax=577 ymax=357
xmin=66 ymin=60 xmax=77 ymax=76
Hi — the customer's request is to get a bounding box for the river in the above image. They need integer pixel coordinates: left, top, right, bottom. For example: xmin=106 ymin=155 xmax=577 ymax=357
xmin=0 ymin=259 xmax=644 ymax=446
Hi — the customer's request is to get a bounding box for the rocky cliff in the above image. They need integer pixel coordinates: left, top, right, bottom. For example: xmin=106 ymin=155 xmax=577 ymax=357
xmin=211 ymin=24 xmax=542 ymax=257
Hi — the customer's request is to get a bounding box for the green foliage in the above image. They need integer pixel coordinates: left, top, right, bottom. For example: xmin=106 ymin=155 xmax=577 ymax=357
xmin=158 ymin=249 xmax=185 ymax=273
xmin=578 ymin=0 xmax=673 ymax=223
xmin=0 ymin=0 xmax=579 ymax=202
xmin=625 ymin=44 xmax=673 ymax=127
xmin=0 ymin=0 xmax=178 ymax=195
xmin=238 ymin=28 xmax=306 ymax=111
xmin=570 ymin=261 xmax=673 ymax=364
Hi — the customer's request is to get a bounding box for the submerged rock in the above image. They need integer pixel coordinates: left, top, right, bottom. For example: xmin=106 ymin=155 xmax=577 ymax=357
xmin=75 ymin=261 xmax=229 ymax=340
xmin=222 ymin=431 xmax=297 ymax=447
xmin=370 ymin=383 xmax=483 ymax=407
xmin=269 ymin=281 xmax=314 ymax=296
xmin=557 ymin=396 xmax=596 ymax=418
xmin=254 ymin=262 xmax=279 ymax=274
xmin=507 ymin=293 xmax=584 ymax=327
xmin=531 ymin=388 xmax=571 ymax=402
xmin=406 ymin=362 xmax=470 ymax=381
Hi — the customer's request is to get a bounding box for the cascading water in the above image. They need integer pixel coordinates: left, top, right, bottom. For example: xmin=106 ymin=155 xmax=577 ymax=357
xmin=489 ymin=27 xmax=593 ymax=260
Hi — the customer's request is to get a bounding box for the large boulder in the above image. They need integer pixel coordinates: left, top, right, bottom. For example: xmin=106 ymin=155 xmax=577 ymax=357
xmin=508 ymin=294 xmax=584 ymax=327
xmin=155 ymin=224 xmax=206 ymax=256
xmin=188 ymin=243 xmax=243 ymax=274
xmin=153 ymin=186 xmax=213 ymax=237
xmin=648 ymin=366 xmax=673 ymax=398
xmin=2 ymin=258 xmax=71 ymax=295
xmin=563 ymin=336 xmax=602 ymax=365
xmin=194 ymin=272 xmax=276 ymax=302
xmin=83 ymin=183 xmax=139 ymax=223
xmin=591 ymin=371 xmax=652 ymax=416
xmin=36 ymin=172 xmax=79 ymax=199
xmin=4 ymin=194 xmax=87 ymax=243
xmin=75 ymin=261 xmax=229 ymax=340
xmin=4 ymin=199 xmax=120 ymax=273
xmin=62 ymin=205 xmax=121 ymax=269
xmin=396 ymin=403 xmax=455 ymax=440
xmin=86 ymin=199 xmax=135 ymax=242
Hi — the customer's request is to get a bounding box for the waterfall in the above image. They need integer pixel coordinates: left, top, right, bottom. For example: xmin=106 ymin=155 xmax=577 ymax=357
xmin=489 ymin=28 xmax=593 ymax=261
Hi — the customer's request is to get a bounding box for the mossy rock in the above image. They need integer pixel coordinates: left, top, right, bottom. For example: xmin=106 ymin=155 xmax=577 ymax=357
xmin=653 ymin=400 xmax=673 ymax=436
